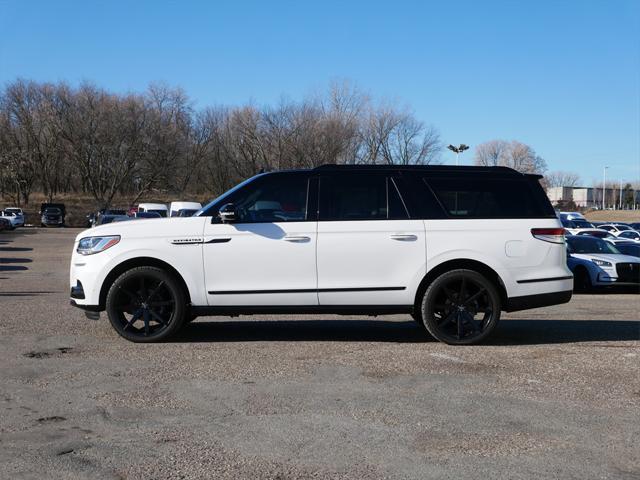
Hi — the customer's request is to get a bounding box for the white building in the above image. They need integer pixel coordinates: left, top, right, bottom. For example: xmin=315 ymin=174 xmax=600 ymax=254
xmin=547 ymin=186 xmax=638 ymax=209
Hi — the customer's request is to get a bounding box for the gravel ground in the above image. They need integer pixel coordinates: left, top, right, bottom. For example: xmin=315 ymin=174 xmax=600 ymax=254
xmin=1 ymin=228 xmax=639 ymax=480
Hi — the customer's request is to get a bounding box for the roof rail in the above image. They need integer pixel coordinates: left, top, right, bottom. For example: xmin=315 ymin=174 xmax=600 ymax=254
xmin=312 ymin=163 xmax=523 ymax=174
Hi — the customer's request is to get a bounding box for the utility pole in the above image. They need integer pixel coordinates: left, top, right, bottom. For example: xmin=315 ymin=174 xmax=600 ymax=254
xmin=602 ymin=166 xmax=608 ymax=210
xmin=447 ymin=144 xmax=469 ymax=166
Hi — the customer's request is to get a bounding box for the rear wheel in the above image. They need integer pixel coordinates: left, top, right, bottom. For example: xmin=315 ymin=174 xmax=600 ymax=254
xmin=105 ymin=266 xmax=186 ymax=342
xmin=421 ymin=269 xmax=501 ymax=345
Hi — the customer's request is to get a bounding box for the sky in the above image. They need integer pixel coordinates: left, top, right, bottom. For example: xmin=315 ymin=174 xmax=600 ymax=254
xmin=0 ymin=0 xmax=638 ymax=185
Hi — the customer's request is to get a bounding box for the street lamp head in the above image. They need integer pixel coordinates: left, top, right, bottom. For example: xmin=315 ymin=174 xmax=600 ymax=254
xmin=459 ymin=144 xmax=469 ymax=152
xmin=447 ymin=145 xmax=459 ymax=153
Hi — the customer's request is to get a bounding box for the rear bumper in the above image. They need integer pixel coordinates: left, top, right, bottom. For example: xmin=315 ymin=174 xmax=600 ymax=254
xmin=504 ymin=290 xmax=572 ymax=312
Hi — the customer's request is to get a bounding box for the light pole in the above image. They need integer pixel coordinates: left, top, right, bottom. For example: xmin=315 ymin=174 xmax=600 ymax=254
xmin=447 ymin=144 xmax=469 ymax=166
xmin=619 ymin=179 xmax=623 ymax=210
xmin=602 ymin=166 xmax=609 ymax=210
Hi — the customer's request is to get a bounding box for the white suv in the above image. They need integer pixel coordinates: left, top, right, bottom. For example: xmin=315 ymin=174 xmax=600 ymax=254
xmin=70 ymin=165 xmax=573 ymax=345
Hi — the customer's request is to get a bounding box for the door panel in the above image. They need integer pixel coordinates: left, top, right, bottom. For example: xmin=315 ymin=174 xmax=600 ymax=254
xmin=316 ymin=174 xmax=426 ymax=305
xmin=316 ymin=220 xmax=425 ymax=305
xmin=201 ymin=172 xmax=318 ymax=307
xmin=203 ymin=221 xmax=318 ymax=306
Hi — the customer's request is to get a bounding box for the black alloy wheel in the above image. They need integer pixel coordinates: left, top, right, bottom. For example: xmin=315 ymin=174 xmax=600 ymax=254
xmin=105 ymin=266 xmax=186 ymax=342
xmin=421 ymin=269 xmax=501 ymax=345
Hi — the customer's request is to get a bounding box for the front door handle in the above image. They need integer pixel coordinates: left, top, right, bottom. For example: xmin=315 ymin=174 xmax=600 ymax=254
xmin=284 ymin=235 xmax=311 ymax=242
xmin=390 ymin=234 xmax=418 ymax=241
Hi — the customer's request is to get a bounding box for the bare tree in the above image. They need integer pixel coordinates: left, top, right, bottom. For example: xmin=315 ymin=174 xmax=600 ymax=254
xmin=474 ymin=140 xmax=547 ymax=174
xmin=474 ymin=140 xmax=509 ymax=167
xmin=56 ymin=83 xmax=147 ymax=209
xmin=544 ymin=170 xmax=581 ymax=188
xmin=0 ymin=79 xmax=447 ymax=207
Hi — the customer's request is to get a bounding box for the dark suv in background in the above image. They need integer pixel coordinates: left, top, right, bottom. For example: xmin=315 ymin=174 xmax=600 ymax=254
xmin=40 ymin=203 xmax=66 ymax=227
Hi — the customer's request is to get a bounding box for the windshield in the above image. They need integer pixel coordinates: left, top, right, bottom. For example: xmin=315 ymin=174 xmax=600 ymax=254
xmin=567 ymin=236 xmax=620 ymax=255
xmin=195 ymin=173 xmax=265 ymax=216
xmin=44 ymin=208 xmax=61 ymax=214
xmin=5 ymin=208 xmax=21 ymax=214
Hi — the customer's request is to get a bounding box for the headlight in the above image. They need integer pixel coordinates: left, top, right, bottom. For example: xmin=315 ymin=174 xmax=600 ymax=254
xmin=591 ymin=258 xmax=612 ymax=267
xmin=77 ymin=235 xmax=120 ymax=255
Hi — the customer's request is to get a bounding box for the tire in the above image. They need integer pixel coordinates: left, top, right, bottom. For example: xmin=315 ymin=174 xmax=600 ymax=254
xmin=105 ymin=266 xmax=187 ymax=343
xmin=421 ymin=269 xmax=501 ymax=345
xmin=573 ymin=268 xmax=592 ymax=293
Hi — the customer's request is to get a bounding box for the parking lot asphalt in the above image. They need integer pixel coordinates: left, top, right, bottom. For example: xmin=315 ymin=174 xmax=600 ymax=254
xmin=0 ymin=228 xmax=638 ymax=480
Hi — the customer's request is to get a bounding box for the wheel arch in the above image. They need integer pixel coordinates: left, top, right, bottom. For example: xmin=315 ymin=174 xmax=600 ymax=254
xmin=414 ymin=259 xmax=507 ymax=312
xmin=98 ymin=256 xmax=191 ymax=309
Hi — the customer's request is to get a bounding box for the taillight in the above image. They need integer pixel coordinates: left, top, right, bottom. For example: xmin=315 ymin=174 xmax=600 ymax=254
xmin=531 ymin=228 xmax=565 ymax=244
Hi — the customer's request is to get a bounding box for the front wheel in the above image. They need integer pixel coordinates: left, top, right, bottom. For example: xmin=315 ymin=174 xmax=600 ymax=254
xmin=421 ymin=269 xmax=501 ymax=345
xmin=105 ymin=266 xmax=187 ymax=342
xmin=573 ymin=268 xmax=592 ymax=293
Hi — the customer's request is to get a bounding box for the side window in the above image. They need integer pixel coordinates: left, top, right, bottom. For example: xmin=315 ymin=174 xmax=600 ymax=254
xmin=228 ymin=174 xmax=309 ymax=223
xmin=425 ymin=177 xmax=547 ymax=219
xmin=319 ymin=175 xmax=408 ymax=221
xmin=388 ymin=178 xmax=410 ymax=219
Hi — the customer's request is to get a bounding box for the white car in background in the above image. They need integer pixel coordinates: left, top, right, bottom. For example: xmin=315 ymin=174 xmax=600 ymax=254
xmin=137 ymin=203 xmax=168 ymax=218
xmin=0 ymin=210 xmax=23 ymax=229
xmin=598 ymin=224 xmax=634 ymax=234
xmin=560 ymin=218 xmax=596 ymax=235
xmin=559 ymin=211 xmax=586 ymax=222
xmin=169 ymin=201 xmax=202 ymax=217
xmin=615 ymin=230 xmax=640 ymax=242
xmin=3 ymin=207 xmax=25 ymax=227
xmin=566 ymin=235 xmax=640 ymax=291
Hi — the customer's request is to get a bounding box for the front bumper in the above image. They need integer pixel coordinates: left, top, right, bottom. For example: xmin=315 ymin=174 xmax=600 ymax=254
xmin=69 ymin=299 xmax=101 ymax=312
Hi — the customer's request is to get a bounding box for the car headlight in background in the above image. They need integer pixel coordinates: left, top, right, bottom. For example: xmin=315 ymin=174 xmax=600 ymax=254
xmin=591 ymin=259 xmax=612 ymax=267
xmin=77 ymin=236 xmax=120 ymax=255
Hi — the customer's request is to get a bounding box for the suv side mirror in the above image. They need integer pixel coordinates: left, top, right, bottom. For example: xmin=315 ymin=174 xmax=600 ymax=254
xmin=218 ymin=203 xmax=237 ymax=223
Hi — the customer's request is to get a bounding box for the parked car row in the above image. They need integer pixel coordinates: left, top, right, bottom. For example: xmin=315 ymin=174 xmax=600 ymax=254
xmin=87 ymin=201 xmax=202 ymax=227
xmin=558 ymin=212 xmax=640 ymax=291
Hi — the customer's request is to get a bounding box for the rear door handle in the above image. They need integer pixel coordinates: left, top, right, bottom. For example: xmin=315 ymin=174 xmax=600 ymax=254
xmin=390 ymin=234 xmax=418 ymax=241
xmin=284 ymin=235 xmax=311 ymax=242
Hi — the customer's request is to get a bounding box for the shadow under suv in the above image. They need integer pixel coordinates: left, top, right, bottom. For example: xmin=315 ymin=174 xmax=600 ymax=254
xmin=70 ymin=165 xmax=572 ymax=345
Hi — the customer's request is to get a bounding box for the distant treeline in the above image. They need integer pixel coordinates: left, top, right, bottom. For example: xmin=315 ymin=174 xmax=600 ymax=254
xmin=0 ymin=79 xmax=446 ymax=208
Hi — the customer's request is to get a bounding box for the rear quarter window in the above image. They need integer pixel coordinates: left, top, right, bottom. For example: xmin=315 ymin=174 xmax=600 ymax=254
xmin=424 ymin=176 xmax=555 ymax=219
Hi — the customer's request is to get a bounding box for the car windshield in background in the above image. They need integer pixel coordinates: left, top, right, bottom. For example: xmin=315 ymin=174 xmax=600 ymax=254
xmin=567 ymin=236 xmax=621 ymax=255
xmin=576 ymin=230 xmax=614 ymax=239
xmin=572 ymin=220 xmax=593 ymax=228
xmin=615 ymin=244 xmax=640 ymax=257
xmin=177 ymin=209 xmax=198 ymax=217
xmin=148 ymin=210 xmax=167 ymax=217
xmin=136 ymin=212 xmax=161 ymax=218
xmin=98 ymin=215 xmax=124 ymax=225
xmin=44 ymin=208 xmax=61 ymax=215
